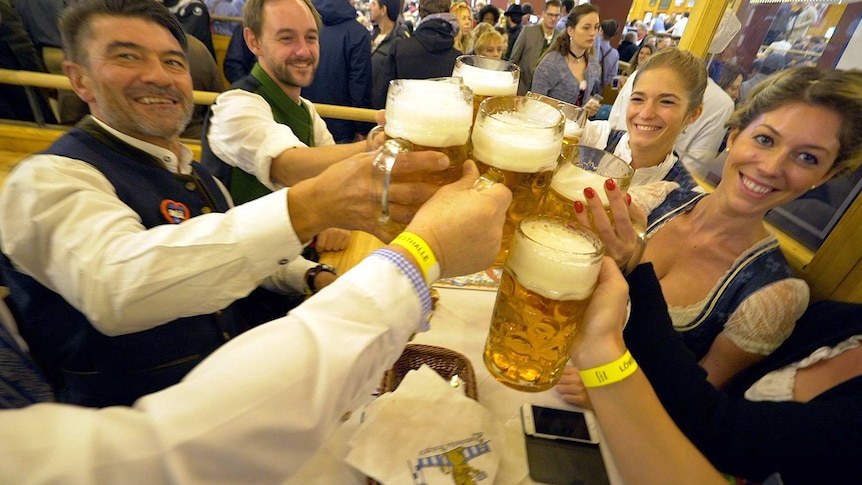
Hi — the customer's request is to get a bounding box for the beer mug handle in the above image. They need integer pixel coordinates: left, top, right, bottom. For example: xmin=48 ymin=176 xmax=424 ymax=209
xmin=367 ymin=125 xmax=386 ymax=151
xmin=373 ymin=138 xmax=412 ymax=225
xmin=473 ymin=166 xmax=505 ymax=192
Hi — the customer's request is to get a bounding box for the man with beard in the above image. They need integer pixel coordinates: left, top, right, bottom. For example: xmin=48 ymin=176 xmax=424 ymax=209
xmin=0 ymin=0 xmax=452 ymax=408
xmin=202 ymin=0 xmax=383 ymax=252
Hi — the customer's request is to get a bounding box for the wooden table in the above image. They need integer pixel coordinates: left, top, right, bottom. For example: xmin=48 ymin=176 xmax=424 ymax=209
xmin=318 ymin=231 xmax=385 ymax=274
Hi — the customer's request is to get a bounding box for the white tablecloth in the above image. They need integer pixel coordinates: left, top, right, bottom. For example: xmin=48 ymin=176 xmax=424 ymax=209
xmin=285 ymin=287 xmax=626 ymax=485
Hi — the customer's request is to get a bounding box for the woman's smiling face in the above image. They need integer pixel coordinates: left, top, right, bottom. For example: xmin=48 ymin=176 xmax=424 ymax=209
xmin=626 ymin=67 xmax=698 ymax=159
xmin=720 ymin=102 xmax=843 ymax=215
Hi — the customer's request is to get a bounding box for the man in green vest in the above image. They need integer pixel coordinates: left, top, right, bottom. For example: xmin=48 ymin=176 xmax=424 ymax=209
xmin=202 ymin=0 xmax=383 ymax=253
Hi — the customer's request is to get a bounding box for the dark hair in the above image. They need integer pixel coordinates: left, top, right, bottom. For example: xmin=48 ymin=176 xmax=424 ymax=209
xmin=60 ymin=0 xmax=187 ymax=65
xmin=548 ymin=3 xmax=599 ymax=58
xmin=478 ymin=4 xmax=500 ymax=24
xmin=625 ymin=43 xmax=653 ymax=75
xmin=601 ymin=18 xmax=619 ymax=38
xmin=521 ymin=2 xmax=533 ymax=15
xmin=560 ymin=0 xmax=574 ymax=13
xmin=545 ymin=0 xmax=562 ymax=11
xmin=378 ymin=0 xmax=403 ymax=22
xmin=244 ymin=0 xmax=322 ymax=38
xmin=418 ymin=0 xmax=450 ymax=17
xmin=717 ymin=64 xmax=744 ymax=92
xmin=729 ymin=67 xmax=862 ymax=172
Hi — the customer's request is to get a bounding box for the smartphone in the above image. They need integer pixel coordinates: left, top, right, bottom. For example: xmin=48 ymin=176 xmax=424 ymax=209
xmin=521 ymin=404 xmax=600 ymax=445
xmin=611 ymin=76 xmax=621 ymax=90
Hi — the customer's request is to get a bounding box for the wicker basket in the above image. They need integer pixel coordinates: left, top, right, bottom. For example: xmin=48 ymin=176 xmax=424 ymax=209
xmin=380 ymin=344 xmax=478 ymax=400
xmin=366 ymin=344 xmax=478 ymax=485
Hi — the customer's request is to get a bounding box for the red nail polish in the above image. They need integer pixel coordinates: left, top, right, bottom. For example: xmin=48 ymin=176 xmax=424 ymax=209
xmin=574 ymin=201 xmax=584 ymax=213
xmin=626 ymin=193 xmax=632 ymax=205
xmin=584 ymin=187 xmax=596 ymax=199
xmin=605 ymin=178 xmax=616 ymax=191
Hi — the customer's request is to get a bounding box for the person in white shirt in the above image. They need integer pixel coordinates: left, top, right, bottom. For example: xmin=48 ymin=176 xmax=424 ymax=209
xmin=0 ymin=140 xmax=512 ymax=485
xmin=0 ymin=0 xmax=465 ymax=408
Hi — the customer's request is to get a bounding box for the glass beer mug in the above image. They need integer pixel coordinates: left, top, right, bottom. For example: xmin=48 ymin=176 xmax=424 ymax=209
xmin=525 ymin=92 xmax=588 ymax=156
xmin=452 ymin=55 xmax=520 ymax=119
xmin=471 ymin=95 xmax=565 ymax=267
xmin=483 ymin=216 xmax=604 ymax=392
xmin=540 ymin=145 xmax=634 ymax=225
xmin=383 ymin=78 xmax=473 ymax=185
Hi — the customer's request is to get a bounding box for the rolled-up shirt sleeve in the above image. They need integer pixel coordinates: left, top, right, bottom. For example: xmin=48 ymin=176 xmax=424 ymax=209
xmin=0 ymin=155 xmax=305 ymax=335
xmin=207 ymin=89 xmax=309 ymax=191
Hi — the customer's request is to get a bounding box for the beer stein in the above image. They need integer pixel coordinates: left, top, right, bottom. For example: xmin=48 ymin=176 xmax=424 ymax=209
xmin=452 ymin=55 xmax=520 ymax=119
xmin=483 ymin=216 xmax=604 ymax=392
xmin=383 ymin=78 xmax=473 ymax=185
xmin=540 ymin=145 xmax=634 ymax=225
xmin=471 ymin=95 xmax=565 ymax=267
xmin=525 ymin=92 xmax=588 ymax=152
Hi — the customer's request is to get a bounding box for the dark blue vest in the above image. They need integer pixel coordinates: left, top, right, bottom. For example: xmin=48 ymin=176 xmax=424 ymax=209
xmin=0 ymin=120 xmax=255 ymax=407
xmin=647 ymin=189 xmax=797 ymax=359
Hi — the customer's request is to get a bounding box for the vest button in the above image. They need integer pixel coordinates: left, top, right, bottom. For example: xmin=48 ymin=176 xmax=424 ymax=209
xmin=201 ymin=207 xmax=212 ymax=214
xmin=279 ymin=258 xmax=289 ymax=265
xmin=185 ymin=181 xmax=196 ymax=191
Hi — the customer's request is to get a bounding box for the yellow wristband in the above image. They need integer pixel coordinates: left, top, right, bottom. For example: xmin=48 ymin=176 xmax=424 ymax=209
xmin=391 ymin=232 xmax=440 ymax=284
xmin=579 ymin=350 xmax=638 ymax=388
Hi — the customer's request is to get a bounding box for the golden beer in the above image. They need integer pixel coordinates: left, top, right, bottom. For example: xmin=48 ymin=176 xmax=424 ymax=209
xmin=452 ymin=55 xmax=519 ymax=119
xmin=384 ymin=78 xmax=473 ymax=185
xmin=483 ymin=216 xmax=603 ymax=392
xmin=472 ymin=96 xmax=565 ymax=266
xmin=540 ymin=145 xmax=634 ymax=225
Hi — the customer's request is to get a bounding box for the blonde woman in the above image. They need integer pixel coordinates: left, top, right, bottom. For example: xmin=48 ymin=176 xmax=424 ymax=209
xmin=450 ymin=2 xmax=474 ymax=53
xmin=473 ymin=29 xmax=505 ymax=59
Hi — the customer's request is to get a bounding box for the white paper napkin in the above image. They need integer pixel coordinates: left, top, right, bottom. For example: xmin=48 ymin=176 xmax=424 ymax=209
xmin=346 ymin=365 xmax=505 ymax=484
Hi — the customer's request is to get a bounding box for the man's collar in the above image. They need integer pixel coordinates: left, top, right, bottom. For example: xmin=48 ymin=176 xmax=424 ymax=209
xmin=89 ymin=116 xmax=194 ymax=174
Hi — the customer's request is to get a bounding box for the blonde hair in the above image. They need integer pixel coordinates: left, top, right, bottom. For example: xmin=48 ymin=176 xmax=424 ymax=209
xmin=474 ymin=30 xmax=504 ymax=58
xmin=451 ymin=2 xmax=473 ymax=53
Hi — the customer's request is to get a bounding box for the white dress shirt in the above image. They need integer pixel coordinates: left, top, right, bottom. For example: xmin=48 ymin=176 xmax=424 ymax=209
xmin=0 ymin=118 xmax=313 ymax=336
xmin=206 ymin=89 xmax=336 ymax=191
xmin=0 ymin=255 xmax=427 ymax=484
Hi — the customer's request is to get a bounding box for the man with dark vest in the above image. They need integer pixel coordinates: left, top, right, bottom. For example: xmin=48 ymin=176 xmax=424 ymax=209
xmin=202 ymin=0 xmax=381 ymax=252
xmin=0 ymin=0 xmax=449 ymax=408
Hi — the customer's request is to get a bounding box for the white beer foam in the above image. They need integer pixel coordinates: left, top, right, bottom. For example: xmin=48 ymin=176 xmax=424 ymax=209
xmin=564 ymin=119 xmax=583 ymax=139
xmin=508 ymin=219 xmax=602 ymax=301
xmin=472 ymin=111 xmax=562 ymax=172
xmin=453 ymin=63 xmax=518 ymax=96
xmin=385 ymin=81 xmax=472 ymax=147
xmin=551 ymin=164 xmax=611 ymax=205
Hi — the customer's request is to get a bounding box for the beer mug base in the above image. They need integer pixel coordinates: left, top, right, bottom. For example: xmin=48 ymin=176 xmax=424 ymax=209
xmin=482 ymin=349 xmax=559 ymax=392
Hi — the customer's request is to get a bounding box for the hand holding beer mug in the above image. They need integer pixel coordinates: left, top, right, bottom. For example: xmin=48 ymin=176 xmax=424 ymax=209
xmin=540 ymin=145 xmax=633 ymax=227
xmin=483 ymin=216 xmax=603 ymax=392
xmin=382 ymin=78 xmax=473 ymax=186
xmin=452 ymin=55 xmax=520 ymax=119
xmin=471 ymin=95 xmax=565 ymax=267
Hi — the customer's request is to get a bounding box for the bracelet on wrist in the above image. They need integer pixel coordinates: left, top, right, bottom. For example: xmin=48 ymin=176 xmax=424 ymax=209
xmin=390 ymin=231 xmax=441 ymax=284
xmin=579 ymin=350 xmax=638 ymax=388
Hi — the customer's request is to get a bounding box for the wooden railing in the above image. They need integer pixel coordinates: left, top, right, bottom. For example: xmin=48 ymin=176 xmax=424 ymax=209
xmin=0 ymin=68 xmax=378 ymax=123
